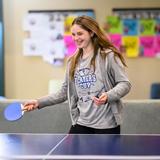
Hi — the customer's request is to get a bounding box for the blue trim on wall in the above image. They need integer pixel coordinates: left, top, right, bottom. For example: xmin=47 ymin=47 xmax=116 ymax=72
xmin=0 ymin=0 xmax=4 ymax=96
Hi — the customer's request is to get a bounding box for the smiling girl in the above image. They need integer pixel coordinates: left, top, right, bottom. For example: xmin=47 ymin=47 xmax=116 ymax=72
xmin=23 ymin=15 xmax=131 ymax=134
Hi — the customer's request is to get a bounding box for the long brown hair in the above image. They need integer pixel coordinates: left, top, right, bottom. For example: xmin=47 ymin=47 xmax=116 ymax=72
xmin=69 ymin=15 xmax=126 ymax=80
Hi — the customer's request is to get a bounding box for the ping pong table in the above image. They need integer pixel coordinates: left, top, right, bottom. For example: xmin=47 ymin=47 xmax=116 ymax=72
xmin=0 ymin=133 xmax=160 ymax=160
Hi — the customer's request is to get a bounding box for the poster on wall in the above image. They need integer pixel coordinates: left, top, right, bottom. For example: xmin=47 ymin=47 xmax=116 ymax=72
xmin=23 ymin=9 xmax=95 ymax=66
xmin=105 ymin=8 xmax=160 ymax=58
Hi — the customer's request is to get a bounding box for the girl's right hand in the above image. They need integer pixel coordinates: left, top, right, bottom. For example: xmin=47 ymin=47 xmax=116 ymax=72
xmin=23 ymin=100 xmax=39 ymax=111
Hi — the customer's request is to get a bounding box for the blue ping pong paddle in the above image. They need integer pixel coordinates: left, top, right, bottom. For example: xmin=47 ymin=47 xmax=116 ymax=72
xmin=4 ymin=102 xmax=25 ymax=121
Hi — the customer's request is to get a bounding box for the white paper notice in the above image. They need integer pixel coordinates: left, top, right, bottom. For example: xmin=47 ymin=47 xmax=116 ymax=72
xmin=23 ymin=39 xmax=44 ymax=56
xmin=23 ymin=13 xmax=49 ymax=31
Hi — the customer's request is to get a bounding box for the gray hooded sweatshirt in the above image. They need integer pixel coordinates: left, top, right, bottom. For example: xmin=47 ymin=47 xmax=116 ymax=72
xmin=37 ymin=49 xmax=131 ymax=129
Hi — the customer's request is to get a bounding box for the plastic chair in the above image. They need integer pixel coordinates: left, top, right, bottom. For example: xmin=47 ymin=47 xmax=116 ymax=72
xmin=150 ymin=83 xmax=160 ymax=99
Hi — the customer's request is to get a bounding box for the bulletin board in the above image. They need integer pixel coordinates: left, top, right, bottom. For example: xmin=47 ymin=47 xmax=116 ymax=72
xmin=104 ymin=8 xmax=160 ymax=58
xmin=23 ymin=9 xmax=95 ymax=66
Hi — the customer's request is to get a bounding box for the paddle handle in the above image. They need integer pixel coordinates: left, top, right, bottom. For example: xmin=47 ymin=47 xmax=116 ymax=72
xmin=21 ymin=104 xmax=30 ymax=114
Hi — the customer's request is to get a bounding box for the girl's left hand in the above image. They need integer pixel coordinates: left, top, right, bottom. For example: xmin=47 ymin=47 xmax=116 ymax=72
xmin=92 ymin=93 xmax=108 ymax=106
